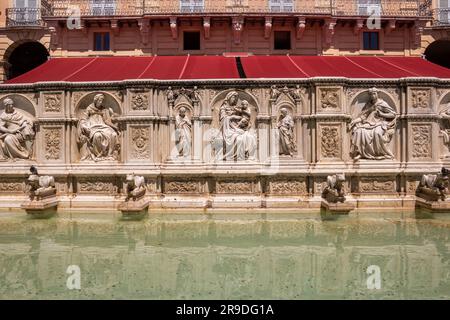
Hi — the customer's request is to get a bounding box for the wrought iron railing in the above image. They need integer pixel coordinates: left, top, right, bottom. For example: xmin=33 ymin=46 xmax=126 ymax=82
xmin=6 ymin=8 xmax=44 ymax=27
xmin=42 ymin=0 xmax=432 ymax=18
xmin=433 ymin=8 xmax=450 ymax=26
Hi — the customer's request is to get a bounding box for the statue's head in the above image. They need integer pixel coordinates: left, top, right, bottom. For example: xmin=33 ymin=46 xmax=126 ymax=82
xmin=3 ymin=98 xmax=14 ymax=113
xmin=179 ymin=107 xmax=187 ymax=117
xmin=241 ymin=100 xmax=249 ymax=109
xmin=336 ymin=173 xmax=345 ymax=182
xmin=280 ymin=108 xmax=288 ymax=116
xmin=368 ymin=88 xmax=379 ymax=103
xmin=93 ymin=94 xmax=105 ymax=108
xmin=239 ymin=117 xmax=249 ymax=128
xmin=225 ymin=105 xmax=233 ymax=116
xmin=226 ymin=91 xmax=239 ymax=106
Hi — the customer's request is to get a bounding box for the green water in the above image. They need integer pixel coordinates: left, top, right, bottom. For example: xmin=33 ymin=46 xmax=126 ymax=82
xmin=0 ymin=212 xmax=449 ymax=299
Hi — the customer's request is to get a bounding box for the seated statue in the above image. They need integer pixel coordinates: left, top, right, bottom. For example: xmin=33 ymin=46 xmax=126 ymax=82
xmin=125 ymin=174 xmax=146 ymax=201
xmin=26 ymin=166 xmax=56 ymax=201
xmin=0 ymin=98 xmax=36 ymax=160
xmin=77 ymin=94 xmax=120 ymax=161
xmin=417 ymin=167 xmax=450 ymax=202
xmin=322 ymin=173 xmax=346 ymax=203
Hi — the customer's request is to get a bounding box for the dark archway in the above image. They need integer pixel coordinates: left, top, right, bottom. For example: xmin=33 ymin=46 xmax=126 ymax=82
xmin=6 ymin=41 xmax=49 ymax=80
xmin=424 ymin=40 xmax=450 ymax=69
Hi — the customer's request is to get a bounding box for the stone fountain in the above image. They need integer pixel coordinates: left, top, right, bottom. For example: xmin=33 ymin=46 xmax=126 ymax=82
xmin=118 ymin=174 xmax=149 ymax=218
xmin=21 ymin=166 xmax=58 ymax=217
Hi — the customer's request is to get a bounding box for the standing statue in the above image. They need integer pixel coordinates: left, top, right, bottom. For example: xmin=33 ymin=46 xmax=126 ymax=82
xmin=26 ymin=166 xmax=56 ymax=201
xmin=0 ymin=98 xmax=36 ymax=160
xmin=77 ymin=94 xmax=120 ymax=161
xmin=175 ymin=107 xmax=192 ymax=157
xmin=216 ymin=91 xmax=257 ymax=161
xmin=417 ymin=167 xmax=450 ymax=202
xmin=277 ymin=108 xmax=297 ymax=156
xmin=349 ymin=88 xmax=397 ymax=160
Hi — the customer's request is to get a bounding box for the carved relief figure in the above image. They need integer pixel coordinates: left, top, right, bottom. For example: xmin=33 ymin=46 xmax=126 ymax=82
xmin=277 ymin=108 xmax=297 ymax=156
xmin=125 ymin=173 xmax=146 ymax=201
xmin=216 ymin=91 xmax=257 ymax=161
xmin=349 ymin=88 xmax=397 ymax=160
xmin=77 ymin=94 xmax=120 ymax=161
xmin=175 ymin=107 xmax=192 ymax=158
xmin=0 ymin=98 xmax=36 ymax=160
xmin=439 ymin=103 xmax=450 ymax=152
xmin=417 ymin=167 xmax=450 ymax=201
xmin=322 ymin=173 xmax=346 ymax=203
xmin=26 ymin=166 xmax=56 ymax=201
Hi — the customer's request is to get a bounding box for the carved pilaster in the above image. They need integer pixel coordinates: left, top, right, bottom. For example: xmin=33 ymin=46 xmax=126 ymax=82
xmin=265 ymin=17 xmax=272 ymax=39
xmin=296 ymin=17 xmax=306 ymax=40
xmin=203 ymin=17 xmax=211 ymax=39
xmin=170 ymin=17 xmax=178 ymax=40
xmin=323 ymin=18 xmax=336 ymax=46
xmin=138 ymin=19 xmax=150 ymax=45
xmin=232 ymin=17 xmax=244 ymax=45
xmin=353 ymin=19 xmax=364 ymax=36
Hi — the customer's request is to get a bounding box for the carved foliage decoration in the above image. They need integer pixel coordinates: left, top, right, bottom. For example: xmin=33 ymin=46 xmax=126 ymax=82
xmin=130 ymin=127 xmax=150 ymax=159
xmin=319 ymin=88 xmax=340 ymax=110
xmin=78 ymin=178 xmax=115 ymax=194
xmin=44 ymin=128 xmax=62 ymax=160
xmin=43 ymin=93 xmax=62 ymax=112
xmin=411 ymin=125 xmax=432 ymax=159
xmin=269 ymin=179 xmax=307 ymax=195
xmin=216 ymin=180 xmax=254 ymax=194
xmin=411 ymin=89 xmax=431 ymax=109
xmin=131 ymin=92 xmax=149 ymax=110
xmin=165 ymin=180 xmax=199 ymax=193
xmin=0 ymin=180 xmax=24 ymax=193
xmin=359 ymin=177 xmax=395 ymax=193
xmin=320 ymin=125 xmax=341 ymax=159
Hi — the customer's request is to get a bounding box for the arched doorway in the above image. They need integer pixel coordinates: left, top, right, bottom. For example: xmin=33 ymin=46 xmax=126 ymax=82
xmin=5 ymin=41 xmax=49 ymax=80
xmin=424 ymin=39 xmax=450 ymax=69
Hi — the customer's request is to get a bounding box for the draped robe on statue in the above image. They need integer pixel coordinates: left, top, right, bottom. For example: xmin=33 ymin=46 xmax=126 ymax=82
xmin=351 ymin=98 xmax=396 ymax=160
xmin=175 ymin=114 xmax=192 ymax=157
xmin=78 ymin=103 xmax=119 ymax=161
xmin=0 ymin=109 xmax=35 ymax=160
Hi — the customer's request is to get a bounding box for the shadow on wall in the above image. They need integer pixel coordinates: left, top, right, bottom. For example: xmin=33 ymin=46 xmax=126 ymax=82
xmin=425 ymin=39 xmax=450 ymax=69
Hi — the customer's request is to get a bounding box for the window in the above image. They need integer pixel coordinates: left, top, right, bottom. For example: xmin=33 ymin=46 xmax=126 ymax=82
xmin=274 ymin=31 xmax=291 ymax=50
xmin=13 ymin=0 xmax=39 ymax=24
xmin=358 ymin=0 xmax=381 ymax=15
xmin=363 ymin=32 xmax=379 ymax=50
xmin=94 ymin=32 xmax=110 ymax=51
xmin=91 ymin=0 xmax=116 ymax=16
xmin=183 ymin=31 xmax=201 ymax=51
xmin=180 ymin=0 xmax=204 ymax=12
xmin=439 ymin=0 xmax=450 ymax=24
xmin=269 ymin=0 xmax=293 ymax=12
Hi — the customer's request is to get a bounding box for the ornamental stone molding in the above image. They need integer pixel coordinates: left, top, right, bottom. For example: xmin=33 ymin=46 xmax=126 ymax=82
xmin=0 ymin=79 xmax=449 ymax=211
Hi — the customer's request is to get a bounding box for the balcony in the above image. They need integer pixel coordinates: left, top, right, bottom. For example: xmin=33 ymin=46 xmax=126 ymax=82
xmin=42 ymin=0 xmax=431 ymax=18
xmin=6 ymin=8 xmax=44 ymax=27
xmin=433 ymin=8 xmax=450 ymax=26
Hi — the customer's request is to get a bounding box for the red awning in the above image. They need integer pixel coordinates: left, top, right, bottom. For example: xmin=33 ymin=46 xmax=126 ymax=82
xmin=4 ymin=55 xmax=450 ymax=84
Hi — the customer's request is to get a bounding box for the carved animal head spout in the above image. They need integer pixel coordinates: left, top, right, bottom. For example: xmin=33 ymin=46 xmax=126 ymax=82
xmin=126 ymin=173 xmax=136 ymax=186
xmin=336 ymin=173 xmax=345 ymax=184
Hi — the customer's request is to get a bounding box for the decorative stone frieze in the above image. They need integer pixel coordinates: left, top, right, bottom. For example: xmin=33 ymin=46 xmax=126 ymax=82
xmin=410 ymin=88 xmax=431 ymax=110
xmin=130 ymin=126 xmax=150 ymax=160
xmin=319 ymin=124 xmax=341 ymax=160
xmin=78 ymin=178 xmax=116 ymax=194
xmin=131 ymin=92 xmax=149 ymax=111
xmin=165 ymin=180 xmax=199 ymax=193
xmin=268 ymin=178 xmax=307 ymax=195
xmin=411 ymin=124 xmax=432 ymax=159
xmin=216 ymin=179 xmax=254 ymax=194
xmin=44 ymin=127 xmax=62 ymax=160
xmin=43 ymin=93 xmax=62 ymax=113
xmin=359 ymin=177 xmax=396 ymax=193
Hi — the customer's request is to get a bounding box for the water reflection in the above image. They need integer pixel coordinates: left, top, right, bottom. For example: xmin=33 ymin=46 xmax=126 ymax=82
xmin=0 ymin=216 xmax=449 ymax=299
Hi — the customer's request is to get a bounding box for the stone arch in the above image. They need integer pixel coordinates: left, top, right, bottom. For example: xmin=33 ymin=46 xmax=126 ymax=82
xmin=0 ymin=94 xmax=37 ymax=118
xmin=210 ymin=89 xmax=259 ymax=130
xmin=424 ymin=39 xmax=450 ymax=69
xmin=350 ymin=88 xmax=398 ymax=118
xmin=438 ymin=91 xmax=450 ymax=112
xmin=173 ymin=102 xmax=193 ymax=118
xmin=75 ymin=92 xmax=122 ymax=116
xmin=4 ymin=40 xmax=49 ymax=80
